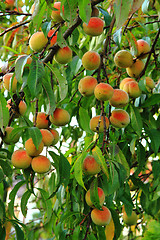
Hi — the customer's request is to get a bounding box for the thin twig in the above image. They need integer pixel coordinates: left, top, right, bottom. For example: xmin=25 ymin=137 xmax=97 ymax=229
xmin=0 ymin=20 xmax=30 ymax=37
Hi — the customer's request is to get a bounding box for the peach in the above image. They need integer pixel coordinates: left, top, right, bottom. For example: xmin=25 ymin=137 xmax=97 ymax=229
xmin=5 ymin=0 xmax=14 ymax=9
xmin=49 ymin=128 xmax=59 ymax=145
xmin=11 ymin=149 xmax=32 ymax=169
xmin=145 ymin=77 xmax=155 ymax=91
xmin=94 ymin=83 xmax=114 ymax=101
xmin=33 ymin=112 xmax=49 ymax=129
xmin=126 ymin=59 xmax=145 ymax=78
xmin=91 ymin=6 xmax=99 ymax=17
xmin=114 ymin=50 xmax=133 ymax=68
xmin=109 ymin=89 xmax=129 ymax=107
xmin=90 ymin=115 xmax=109 ymax=133
xmin=48 ymin=29 xmax=57 ymax=46
xmin=31 ymin=155 xmax=51 ymax=173
xmin=110 ymin=109 xmax=130 ymax=128
xmin=54 ymin=46 xmax=72 ymax=64
xmin=29 ymin=32 xmax=48 ymax=52
xmin=18 ymin=100 xmax=27 ymax=115
xmin=51 ymin=2 xmax=64 ymax=22
xmin=135 ymin=39 xmax=150 ymax=59
xmin=3 ymin=126 xmax=20 ymax=145
xmin=3 ymin=73 xmax=17 ymax=92
xmin=85 ymin=187 xmax=105 ymax=207
xmin=119 ymin=78 xmax=136 ymax=89
xmin=91 ymin=206 xmax=111 ymax=226
xmin=49 ymin=108 xmax=70 ymax=126
xmin=78 ymin=76 xmax=98 ymax=97
xmin=40 ymin=129 xmax=54 ymax=146
xmin=82 ymin=51 xmax=100 ymax=70
xmin=82 ymin=155 xmax=101 ymax=175
xmin=83 ymin=17 xmax=104 ymax=36
xmin=122 ymin=80 xmax=141 ymax=98
xmin=15 ymin=55 xmax=32 ymax=65
xmin=122 ymin=207 xmax=137 ymax=226
xmin=25 ymin=138 xmax=44 ymax=157
xmin=105 ymin=217 xmax=115 ymax=240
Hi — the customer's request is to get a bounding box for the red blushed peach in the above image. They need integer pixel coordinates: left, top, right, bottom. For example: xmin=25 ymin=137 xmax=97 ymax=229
xmin=91 ymin=206 xmax=111 ymax=226
xmin=114 ymin=50 xmax=133 ymax=68
xmin=3 ymin=126 xmax=20 ymax=145
xmin=82 ymin=51 xmax=100 ymax=70
xmin=49 ymin=128 xmax=59 ymax=145
xmin=33 ymin=112 xmax=49 ymax=129
xmin=48 ymin=29 xmax=57 ymax=46
xmin=135 ymin=39 xmax=151 ymax=59
xmin=109 ymin=89 xmax=129 ymax=107
xmin=126 ymin=59 xmax=145 ymax=78
xmin=25 ymin=138 xmax=44 ymax=157
xmin=49 ymin=108 xmax=70 ymax=126
xmin=78 ymin=76 xmax=98 ymax=97
xmin=110 ymin=109 xmax=130 ymax=128
xmin=83 ymin=17 xmax=104 ymax=36
xmin=3 ymin=73 xmax=17 ymax=92
xmin=90 ymin=115 xmax=109 ymax=133
xmin=40 ymin=129 xmax=54 ymax=146
xmin=119 ymin=78 xmax=136 ymax=90
xmin=54 ymin=46 xmax=72 ymax=64
xmin=82 ymin=155 xmax=101 ymax=175
xmin=5 ymin=0 xmax=14 ymax=9
xmin=29 ymin=32 xmax=48 ymax=52
xmin=85 ymin=187 xmax=105 ymax=207
xmin=18 ymin=100 xmax=27 ymax=115
xmin=31 ymin=155 xmax=51 ymax=173
xmin=94 ymin=83 xmax=114 ymax=101
xmin=51 ymin=2 xmax=64 ymax=22
xmin=11 ymin=149 xmax=32 ymax=169
xmin=122 ymin=80 xmax=141 ymax=98
xmin=145 ymin=77 xmax=155 ymax=91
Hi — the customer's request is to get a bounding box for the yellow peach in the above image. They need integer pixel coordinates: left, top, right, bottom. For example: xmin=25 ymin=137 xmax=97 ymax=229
xmin=49 ymin=108 xmax=70 ymax=126
xmin=91 ymin=206 xmax=111 ymax=226
xmin=94 ymin=83 xmax=114 ymax=101
xmin=3 ymin=126 xmax=20 ymax=145
xmin=3 ymin=73 xmax=17 ymax=92
xmin=33 ymin=112 xmax=49 ymax=129
xmin=122 ymin=80 xmax=141 ymax=98
xmin=90 ymin=115 xmax=109 ymax=133
xmin=51 ymin=2 xmax=64 ymax=22
xmin=126 ymin=59 xmax=144 ymax=78
xmin=40 ymin=129 xmax=54 ymax=146
xmin=110 ymin=109 xmax=130 ymax=128
xmin=109 ymin=89 xmax=129 ymax=107
xmin=135 ymin=39 xmax=150 ymax=59
xmin=49 ymin=128 xmax=59 ymax=145
xmin=114 ymin=50 xmax=133 ymax=68
xmin=85 ymin=187 xmax=105 ymax=207
xmin=11 ymin=149 xmax=32 ymax=169
xmin=29 ymin=32 xmax=48 ymax=52
xmin=78 ymin=76 xmax=98 ymax=97
xmin=82 ymin=155 xmax=101 ymax=175
xmin=31 ymin=155 xmax=51 ymax=173
xmin=25 ymin=138 xmax=44 ymax=157
xmin=83 ymin=17 xmax=104 ymax=36
xmin=54 ymin=46 xmax=72 ymax=64
xmin=82 ymin=51 xmax=100 ymax=70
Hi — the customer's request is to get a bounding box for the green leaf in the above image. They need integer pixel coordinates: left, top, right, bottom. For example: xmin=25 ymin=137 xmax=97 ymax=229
xmin=79 ymin=0 xmax=91 ymax=24
xmin=74 ymin=152 xmax=87 ymax=190
xmin=127 ymin=31 xmax=138 ymax=56
xmin=57 ymin=27 xmax=67 ymax=48
xmin=130 ymin=105 xmax=143 ymax=136
xmin=0 ymin=199 xmax=5 ymax=220
xmin=152 ymin=161 xmax=160 ymax=180
xmin=59 ymin=153 xmax=71 ymax=188
xmin=41 ymin=21 xmax=51 ymax=37
xmin=0 ymin=94 xmax=9 ymax=131
xmin=13 ymin=222 xmax=24 ymax=240
xmin=141 ymin=94 xmax=160 ymax=107
xmin=99 ymin=8 xmax=112 ymax=28
xmin=0 ymin=159 xmax=12 ymax=177
xmin=37 ymin=188 xmax=52 ymax=223
xmin=15 ymin=55 xmax=31 ymax=82
xmin=79 ymin=107 xmax=92 ymax=134
xmin=20 ymin=190 xmax=31 ymax=217
xmin=62 ymin=0 xmax=78 ymax=26
xmin=27 ymin=127 xmax=42 ymax=150
xmin=2 ymin=46 xmax=19 ymax=54
xmin=90 ymin=179 xmax=102 ymax=209
xmin=147 ymin=129 xmax=160 ymax=155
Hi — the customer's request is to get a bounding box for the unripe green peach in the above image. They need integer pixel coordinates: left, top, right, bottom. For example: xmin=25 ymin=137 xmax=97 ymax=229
xmin=85 ymin=187 xmax=105 ymax=207
xmin=11 ymin=149 xmax=32 ymax=169
xmin=114 ymin=50 xmax=133 ymax=68
xmin=33 ymin=112 xmax=49 ymax=129
xmin=82 ymin=155 xmax=101 ymax=175
xmin=49 ymin=128 xmax=59 ymax=145
xmin=110 ymin=109 xmax=130 ymax=128
xmin=25 ymin=138 xmax=44 ymax=157
xmin=3 ymin=73 xmax=17 ymax=92
xmin=82 ymin=51 xmax=100 ymax=70
xmin=90 ymin=115 xmax=109 ymax=133
xmin=145 ymin=77 xmax=155 ymax=91
xmin=29 ymin=32 xmax=48 ymax=52
xmin=48 ymin=29 xmax=57 ymax=46
xmin=40 ymin=129 xmax=54 ymax=146
xmin=83 ymin=17 xmax=104 ymax=36
xmin=119 ymin=78 xmax=136 ymax=90
xmin=122 ymin=207 xmax=137 ymax=226
xmin=49 ymin=108 xmax=70 ymax=126
xmin=3 ymin=127 xmax=20 ymax=145
xmin=78 ymin=76 xmax=98 ymax=97
xmin=31 ymin=155 xmax=51 ymax=173
xmin=109 ymin=89 xmax=129 ymax=107
xmin=51 ymin=2 xmax=64 ymax=22
xmin=91 ymin=6 xmax=99 ymax=17
xmin=54 ymin=46 xmax=72 ymax=64
xmin=122 ymin=80 xmax=142 ymax=98
xmin=135 ymin=39 xmax=150 ymax=59
xmin=126 ymin=59 xmax=144 ymax=78
xmin=94 ymin=83 xmax=114 ymax=101
xmin=91 ymin=206 xmax=111 ymax=226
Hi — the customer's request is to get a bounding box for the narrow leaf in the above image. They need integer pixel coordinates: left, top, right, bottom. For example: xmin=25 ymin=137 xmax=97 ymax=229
xmin=0 ymin=94 xmax=9 ymax=131
xmin=79 ymin=107 xmax=92 ymax=134
xmin=27 ymin=127 xmax=42 ymax=150
xmin=21 ymin=190 xmax=31 ymax=217
xmin=130 ymin=105 xmax=143 ymax=136
xmin=79 ymin=0 xmax=91 ymax=24
xmin=59 ymin=153 xmax=71 ymax=188
xmin=37 ymin=188 xmax=52 ymax=223
xmin=0 ymin=159 xmax=13 ymax=177
xmin=15 ymin=55 xmax=31 ymax=82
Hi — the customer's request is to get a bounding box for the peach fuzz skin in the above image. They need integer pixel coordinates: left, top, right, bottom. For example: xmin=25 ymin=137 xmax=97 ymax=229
xmin=122 ymin=81 xmax=141 ymax=98
xmin=119 ymin=78 xmax=136 ymax=89
xmin=90 ymin=115 xmax=109 ymax=133
xmin=49 ymin=129 xmax=59 ymax=145
xmin=145 ymin=77 xmax=155 ymax=90
xmin=94 ymin=83 xmax=114 ymax=101
xmin=25 ymin=138 xmax=44 ymax=157
xmin=49 ymin=108 xmax=70 ymax=126
xmin=3 ymin=73 xmax=17 ymax=92
xmin=122 ymin=206 xmax=137 ymax=226
xmin=82 ymin=155 xmax=101 ymax=175
xmin=114 ymin=50 xmax=133 ymax=68
xmin=51 ymin=2 xmax=64 ymax=22
xmin=91 ymin=206 xmax=111 ymax=226
xmin=11 ymin=149 xmax=32 ymax=169
xmin=40 ymin=129 xmax=54 ymax=146
xmin=110 ymin=109 xmax=130 ymax=128
xmin=109 ymin=89 xmax=129 ymax=108
xmin=3 ymin=126 xmax=20 ymax=145
xmin=135 ymin=39 xmax=150 ymax=59
xmin=82 ymin=51 xmax=100 ymax=71
xmin=48 ymin=29 xmax=57 ymax=46
xmin=83 ymin=17 xmax=104 ymax=36
xmin=29 ymin=32 xmax=48 ymax=52
xmin=54 ymin=46 xmax=72 ymax=64
xmin=78 ymin=76 xmax=98 ymax=97
xmin=33 ymin=112 xmax=49 ymax=129
xmin=126 ymin=59 xmax=144 ymax=78
xmin=31 ymin=155 xmax=51 ymax=174
xmin=85 ymin=187 xmax=105 ymax=207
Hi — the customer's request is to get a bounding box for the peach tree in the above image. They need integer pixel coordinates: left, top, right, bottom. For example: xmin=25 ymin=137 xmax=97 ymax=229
xmin=0 ymin=0 xmax=160 ymax=239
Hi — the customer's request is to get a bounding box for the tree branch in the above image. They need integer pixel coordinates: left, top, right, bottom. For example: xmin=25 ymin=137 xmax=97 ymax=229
xmin=0 ymin=20 xmax=30 ymax=37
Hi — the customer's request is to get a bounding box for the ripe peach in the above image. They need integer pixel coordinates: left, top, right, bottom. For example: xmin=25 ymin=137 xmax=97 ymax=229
xmin=135 ymin=39 xmax=150 ymax=59
xmin=109 ymin=89 xmax=129 ymax=107
xmin=5 ymin=0 xmax=14 ymax=9
xmin=78 ymin=76 xmax=98 ymax=97
xmin=11 ymin=149 xmax=32 ymax=169
xmin=114 ymin=50 xmax=133 ymax=68
xmin=82 ymin=51 xmax=100 ymax=70
xmin=126 ymin=59 xmax=145 ymax=78
xmin=82 ymin=155 xmax=101 ymax=175
xmin=3 ymin=73 xmax=17 ymax=92
xmin=145 ymin=77 xmax=155 ymax=91
xmin=91 ymin=206 xmax=111 ymax=226
xmin=122 ymin=207 xmax=137 ymax=226
xmin=85 ymin=187 xmax=105 ymax=207
xmin=91 ymin=6 xmax=99 ymax=17
xmin=18 ymin=100 xmax=27 ymax=115
xmin=29 ymin=32 xmax=48 ymax=52
xmin=90 ymin=115 xmax=109 ymax=133
xmin=49 ymin=128 xmax=59 ymax=145
xmin=49 ymin=108 xmax=70 ymax=126
xmin=33 ymin=112 xmax=49 ymax=129
xmin=94 ymin=83 xmax=114 ymax=101
xmin=105 ymin=217 xmax=115 ymax=240
xmin=40 ymin=129 xmax=54 ymax=146
xmin=110 ymin=109 xmax=130 ymax=128
xmin=48 ymin=29 xmax=57 ymax=46
xmin=51 ymin=2 xmax=64 ymax=22
xmin=54 ymin=46 xmax=72 ymax=64
xmin=122 ymin=80 xmax=141 ymax=98
xmin=25 ymin=138 xmax=44 ymax=157
xmin=3 ymin=126 xmax=20 ymax=145
xmin=119 ymin=78 xmax=136 ymax=89
xmin=83 ymin=17 xmax=104 ymax=36
xmin=15 ymin=55 xmax=32 ymax=65
xmin=31 ymin=155 xmax=50 ymax=173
